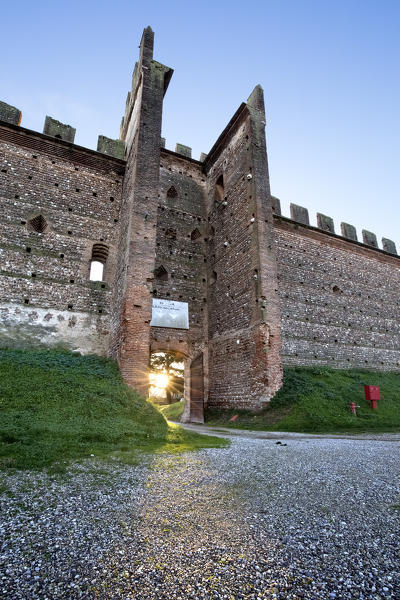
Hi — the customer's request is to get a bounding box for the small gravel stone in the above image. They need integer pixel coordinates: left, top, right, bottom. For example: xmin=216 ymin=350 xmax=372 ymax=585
xmin=0 ymin=436 xmax=399 ymax=598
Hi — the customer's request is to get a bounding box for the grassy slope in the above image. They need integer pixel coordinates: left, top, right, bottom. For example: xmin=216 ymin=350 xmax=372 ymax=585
xmin=160 ymin=401 xmax=186 ymax=421
xmin=0 ymin=349 xmax=227 ymax=470
xmin=205 ymin=367 xmax=400 ymax=433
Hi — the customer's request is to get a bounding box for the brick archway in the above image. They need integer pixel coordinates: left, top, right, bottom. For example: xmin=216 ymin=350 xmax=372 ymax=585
xmin=150 ymin=342 xmax=204 ymax=423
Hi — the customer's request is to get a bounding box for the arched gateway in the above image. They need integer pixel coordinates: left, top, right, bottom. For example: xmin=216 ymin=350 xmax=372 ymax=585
xmin=150 ymin=340 xmax=205 ymax=424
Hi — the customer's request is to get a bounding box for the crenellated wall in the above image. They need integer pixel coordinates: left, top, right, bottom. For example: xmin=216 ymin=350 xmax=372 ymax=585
xmin=0 ymin=26 xmax=398 ymax=416
xmin=271 ymin=207 xmax=400 ymax=370
xmin=0 ymin=122 xmax=124 ymax=354
xmin=111 ymin=27 xmax=174 ymax=396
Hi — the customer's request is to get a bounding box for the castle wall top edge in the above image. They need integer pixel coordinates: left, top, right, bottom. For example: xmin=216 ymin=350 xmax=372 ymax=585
xmin=0 ymin=119 xmax=126 ymax=168
xmin=274 ymin=214 xmax=400 ymax=261
xmin=203 ymin=102 xmax=248 ymax=172
xmin=160 ymin=147 xmax=202 ymax=166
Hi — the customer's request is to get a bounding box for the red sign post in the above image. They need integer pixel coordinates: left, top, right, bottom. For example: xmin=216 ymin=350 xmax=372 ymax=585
xmin=364 ymin=385 xmax=380 ymax=410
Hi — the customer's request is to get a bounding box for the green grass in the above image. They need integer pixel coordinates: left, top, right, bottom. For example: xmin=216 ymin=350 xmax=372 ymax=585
xmin=0 ymin=349 xmax=228 ymax=470
xmin=159 ymin=401 xmax=185 ymax=421
xmin=205 ymin=367 xmax=400 ymax=434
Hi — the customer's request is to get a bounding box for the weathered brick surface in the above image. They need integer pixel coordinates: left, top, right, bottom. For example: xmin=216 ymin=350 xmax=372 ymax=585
xmin=0 ymin=101 xmax=22 ymax=126
xmin=382 ymin=238 xmax=397 ymax=255
xmin=151 ymin=149 xmax=208 ymax=408
xmin=317 ymin=213 xmax=335 ymax=234
xmin=112 ymin=28 xmax=174 ymax=396
xmin=155 ymin=151 xmax=207 ymax=334
xmin=290 ymin=203 xmax=309 ymax=225
xmin=204 ymin=87 xmax=282 ymax=410
xmin=97 ymin=135 xmax=125 ymax=160
xmin=341 ymin=222 xmax=358 ymax=241
xmin=43 ymin=116 xmax=76 ymax=143
xmin=274 ymin=217 xmax=400 ymax=370
xmin=362 ymin=229 xmax=378 ymax=248
xmin=206 ymin=114 xmax=257 ymax=409
xmin=0 ymin=126 xmax=123 ymax=353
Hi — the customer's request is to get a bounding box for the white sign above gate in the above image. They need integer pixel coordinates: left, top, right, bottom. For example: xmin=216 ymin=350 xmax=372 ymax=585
xmin=150 ymin=299 xmax=189 ymax=329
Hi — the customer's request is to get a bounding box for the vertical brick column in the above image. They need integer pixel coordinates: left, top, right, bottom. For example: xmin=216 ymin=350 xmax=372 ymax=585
xmin=205 ymin=88 xmax=283 ymax=409
xmin=115 ymin=27 xmax=173 ymax=395
xmin=247 ymin=85 xmax=283 ymax=401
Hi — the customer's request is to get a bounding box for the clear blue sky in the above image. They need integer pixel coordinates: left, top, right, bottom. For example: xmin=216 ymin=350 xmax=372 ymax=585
xmin=2 ymin=0 xmax=399 ymax=249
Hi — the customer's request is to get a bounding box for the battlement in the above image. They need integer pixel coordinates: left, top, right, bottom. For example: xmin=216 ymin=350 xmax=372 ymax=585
xmin=160 ymin=139 xmax=208 ymax=162
xmin=0 ymin=100 xmax=126 ymax=160
xmin=0 ymin=98 xmax=205 ymax=162
xmin=1 ymin=93 xmax=396 ymax=257
xmin=271 ymin=197 xmax=397 ymax=256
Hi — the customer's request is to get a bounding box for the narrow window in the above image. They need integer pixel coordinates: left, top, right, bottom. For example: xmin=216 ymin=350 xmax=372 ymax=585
xmin=214 ymin=174 xmax=224 ymax=204
xmin=29 ymin=214 xmax=48 ymax=233
xmin=89 ymin=243 xmax=109 ymax=281
xmin=167 ymin=186 xmax=178 ymax=198
xmin=191 ymin=228 xmax=201 ymax=241
xmin=154 ymin=265 xmax=168 ymax=281
xmin=89 ymin=261 xmax=104 ymax=281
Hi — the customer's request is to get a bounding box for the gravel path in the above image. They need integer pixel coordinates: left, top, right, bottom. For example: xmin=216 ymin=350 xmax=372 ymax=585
xmin=1 ymin=437 xmax=399 ymax=599
xmin=178 ymin=422 xmax=400 ymax=442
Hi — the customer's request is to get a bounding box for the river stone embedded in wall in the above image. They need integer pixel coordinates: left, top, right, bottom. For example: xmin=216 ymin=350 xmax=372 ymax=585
xmin=0 ymin=303 xmax=109 ymax=354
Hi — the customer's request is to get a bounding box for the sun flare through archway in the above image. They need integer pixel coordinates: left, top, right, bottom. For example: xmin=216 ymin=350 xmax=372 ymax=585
xmin=150 ymin=372 xmax=169 ymax=391
xmin=149 ymin=351 xmax=184 ymax=403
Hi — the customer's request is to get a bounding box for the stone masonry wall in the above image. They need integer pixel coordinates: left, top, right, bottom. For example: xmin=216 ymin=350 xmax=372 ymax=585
xmin=206 ymin=112 xmax=256 ymax=408
xmin=205 ymin=91 xmax=282 ymax=410
xmin=151 ymin=149 xmax=208 ymax=401
xmin=0 ymin=124 xmax=124 ymax=354
xmin=152 ymin=150 xmax=207 ymax=347
xmin=114 ymin=27 xmax=173 ymax=395
xmin=275 ymin=217 xmax=400 ymax=370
